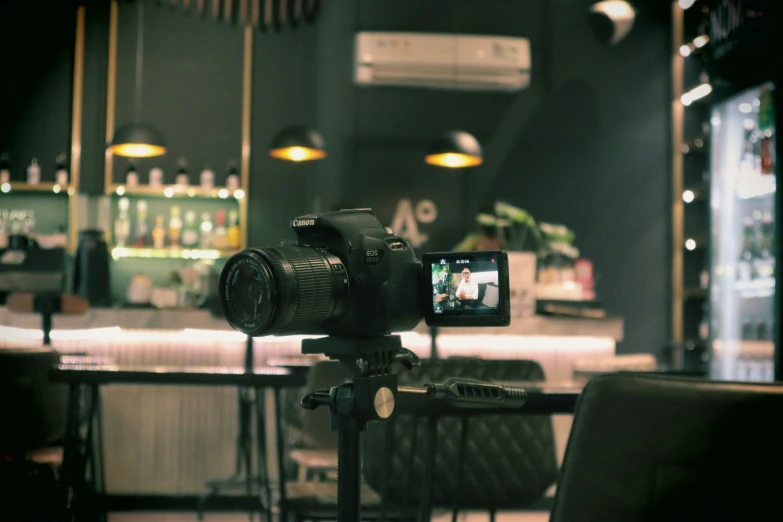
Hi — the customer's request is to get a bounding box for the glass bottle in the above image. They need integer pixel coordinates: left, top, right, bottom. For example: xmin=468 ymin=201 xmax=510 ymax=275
xmin=169 ymin=205 xmax=183 ymax=247
xmin=175 ymin=158 xmax=189 ymax=187
xmin=738 ymin=217 xmax=756 ymax=281
xmin=213 ymin=210 xmax=228 ymax=250
xmin=149 ymin=166 xmax=163 ymax=187
xmin=152 ymin=215 xmax=166 ymax=249
xmin=55 ymin=153 xmax=68 ymax=186
xmin=0 ymin=153 xmax=9 ymax=184
xmin=181 ymin=211 xmax=200 ymax=248
xmin=199 ymin=212 xmax=213 ymax=249
xmin=126 ymin=162 xmax=139 ymax=188
xmin=114 ymin=197 xmax=131 ymax=247
xmin=200 ymin=165 xmax=214 ymax=191
xmin=27 ymin=158 xmax=40 ymax=185
xmin=226 ymin=163 xmax=240 ymax=192
xmin=227 ymin=210 xmax=240 ymax=249
xmin=134 ymin=200 xmax=149 ymax=247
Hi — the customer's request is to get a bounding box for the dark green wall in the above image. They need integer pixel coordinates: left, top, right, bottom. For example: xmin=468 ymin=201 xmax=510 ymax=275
xmin=310 ymin=0 xmax=672 ymax=355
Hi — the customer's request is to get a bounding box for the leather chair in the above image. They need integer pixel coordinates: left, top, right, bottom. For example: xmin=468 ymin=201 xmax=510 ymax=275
xmin=550 ymin=373 xmax=783 ymax=522
xmin=285 ymin=358 xmax=558 ymax=521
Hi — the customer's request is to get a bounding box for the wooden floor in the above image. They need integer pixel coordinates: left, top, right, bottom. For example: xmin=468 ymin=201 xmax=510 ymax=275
xmin=108 ymin=511 xmax=551 ymax=522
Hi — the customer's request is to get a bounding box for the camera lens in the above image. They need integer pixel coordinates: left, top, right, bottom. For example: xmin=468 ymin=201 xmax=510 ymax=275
xmin=220 ymin=245 xmax=350 ymax=336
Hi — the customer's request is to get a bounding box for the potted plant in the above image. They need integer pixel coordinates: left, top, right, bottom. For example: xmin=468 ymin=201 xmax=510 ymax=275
xmin=453 ymin=201 xmax=542 ymax=317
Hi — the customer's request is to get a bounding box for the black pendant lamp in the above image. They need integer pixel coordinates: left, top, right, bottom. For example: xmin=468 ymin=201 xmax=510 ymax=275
xmin=269 ymin=126 xmax=326 ymax=162
xmin=107 ymin=1 xmax=166 ymax=158
xmin=425 ymin=131 xmax=483 ymax=168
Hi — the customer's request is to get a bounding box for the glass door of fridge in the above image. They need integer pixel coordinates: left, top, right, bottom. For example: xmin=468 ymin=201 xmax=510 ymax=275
xmin=710 ymin=83 xmax=776 ymax=382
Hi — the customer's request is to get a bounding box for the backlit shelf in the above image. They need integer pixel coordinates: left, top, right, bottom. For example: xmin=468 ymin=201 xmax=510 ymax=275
xmin=0 ymin=182 xmax=73 ymax=195
xmin=111 ymin=247 xmax=239 ymax=260
xmin=734 ymin=277 xmax=775 ymax=298
xmin=107 ymin=184 xmax=245 ymax=200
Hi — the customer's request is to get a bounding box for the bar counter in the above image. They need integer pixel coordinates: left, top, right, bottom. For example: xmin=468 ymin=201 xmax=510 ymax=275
xmin=0 ymin=306 xmax=622 ymax=495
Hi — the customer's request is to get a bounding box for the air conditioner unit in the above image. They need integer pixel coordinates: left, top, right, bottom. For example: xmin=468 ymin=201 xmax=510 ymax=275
xmin=355 ymin=32 xmax=531 ymax=92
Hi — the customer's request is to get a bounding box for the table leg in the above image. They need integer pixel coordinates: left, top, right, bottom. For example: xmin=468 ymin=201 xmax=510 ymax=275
xmin=59 ymin=383 xmax=82 ymax=522
xmin=255 ymin=388 xmax=272 ymax=522
xmin=274 ymin=388 xmax=288 ymax=522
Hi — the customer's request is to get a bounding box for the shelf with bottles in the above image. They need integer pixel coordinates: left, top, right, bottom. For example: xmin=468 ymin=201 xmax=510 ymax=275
xmin=112 ymin=197 xmax=242 ymax=258
xmin=108 ymin=159 xmax=244 ymax=200
xmin=0 ymin=182 xmax=74 ymax=195
xmin=106 ymin=183 xmax=246 ymax=201
xmin=110 ymin=246 xmax=239 ymax=260
xmin=1 ymin=154 xmax=75 ymax=196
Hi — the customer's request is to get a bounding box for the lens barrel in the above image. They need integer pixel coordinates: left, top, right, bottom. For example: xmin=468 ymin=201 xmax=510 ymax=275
xmin=220 ymin=245 xmax=350 ymax=336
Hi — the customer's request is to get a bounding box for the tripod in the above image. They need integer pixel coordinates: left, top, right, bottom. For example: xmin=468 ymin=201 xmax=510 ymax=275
xmin=300 ymin=335 xmax=528 ymax=522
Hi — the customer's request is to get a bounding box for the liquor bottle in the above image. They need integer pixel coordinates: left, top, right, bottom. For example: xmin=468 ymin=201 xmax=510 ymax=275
xmin=761 ymin=208 xmax=775 ymax=255
xmin=227 ymin=210 xmax=240 ymax=249
xmin=134 ymin=200 xmax=149 ymax=247
xmin=126 ymin=162 xmax=139 ymax=188
xmin=181 ymin=210 xmax=199 ymax=248
xmin=55 ymin=154 xmax=68 ymax=186
xmin=114 ymin=197 xmax=131 ymax=247
xmin=213 ymin=210 xmax=228 ymax=250
xmin=149 ymin=166 xmax=163 ymax=187
xmin=699 ymin=302 xmax=709 ymax=340
xmin=0 ymin=153 xmax=9 ymax=184
xmin=759 ymin=87 xmax=776 ymax=175
xmin=27 ymin=158 xmax=40 ymax=185
xmin=226 ymin=163 xmax=239 ymax=192
xmin=169 ymin=205 xmax=183 ymax=247
xmin=199 ymin=212 xmax=213 ymax=249
xmin=23 ymin=210 xmax=35 ymax=235
xmin=200 ymin=165 xmax=214 ymax=191
xmin=738 ymin=217 xmax=756 ymax=280
xmin=0 ymin=210 xmax=7 ymax=248
xmin=152 ymin=215 xmax=166 ymax=249
xmin=175 ymin=158 xmax=189 ymax=187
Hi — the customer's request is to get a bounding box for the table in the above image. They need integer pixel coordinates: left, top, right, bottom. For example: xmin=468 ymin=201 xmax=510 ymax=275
xmin=49 ymin=363 xmax=308 ymax=522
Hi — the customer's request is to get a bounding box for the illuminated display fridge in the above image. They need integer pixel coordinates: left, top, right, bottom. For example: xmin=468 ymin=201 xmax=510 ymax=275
xmin=709 ymin=83 xmax=777 ymax=381
xmin=702 ymin=0 xmax=781 ymax=382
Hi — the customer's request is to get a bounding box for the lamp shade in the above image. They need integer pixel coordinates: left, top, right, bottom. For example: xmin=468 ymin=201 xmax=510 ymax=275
xmin=269 ymin=126 xmax=326 ymax=162
xmin=425 ymin=131 xmax=483 ymax=168
xmin=107 ymin=123 xmax=167 ymax=158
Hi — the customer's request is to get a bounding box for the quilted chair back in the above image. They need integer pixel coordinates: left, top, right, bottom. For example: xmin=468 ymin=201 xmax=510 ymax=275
xmin=362 ymin=358 xmax=558 ymax=510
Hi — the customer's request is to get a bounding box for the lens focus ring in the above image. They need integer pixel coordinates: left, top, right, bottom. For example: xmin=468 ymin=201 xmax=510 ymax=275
xmin=264 ymin=246 xmax=341 ymax=334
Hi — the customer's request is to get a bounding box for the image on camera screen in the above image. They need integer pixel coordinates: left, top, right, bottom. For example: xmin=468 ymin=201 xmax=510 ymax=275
xmin=430 ymin=253 xmax=502 ymax=316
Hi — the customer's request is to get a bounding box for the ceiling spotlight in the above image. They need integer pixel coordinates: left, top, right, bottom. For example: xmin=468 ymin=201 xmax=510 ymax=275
xmin=588 ymin=1 xmax=636 ymax=45
xmin=679 ymin=0 xmax=696 ymax=9
xmin=425 ymin=131 xmax=483 ymax=168
xmin=682 ymin=190 xmax=695 ymax=203
xmin=269 ymin=126 xmax=326 ymax=162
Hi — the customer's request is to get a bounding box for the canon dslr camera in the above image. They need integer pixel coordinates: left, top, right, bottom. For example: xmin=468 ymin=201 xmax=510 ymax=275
xmin=219 ymin=208 xmax=510 ymax=337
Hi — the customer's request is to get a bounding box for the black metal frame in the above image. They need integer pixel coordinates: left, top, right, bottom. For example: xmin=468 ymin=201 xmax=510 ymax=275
xmin=52 ymin=364 xmax=306 ymax=522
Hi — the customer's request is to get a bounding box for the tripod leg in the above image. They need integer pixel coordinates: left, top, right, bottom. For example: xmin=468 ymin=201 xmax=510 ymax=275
xmin=335 ymin=417 xmax=363 ymax=522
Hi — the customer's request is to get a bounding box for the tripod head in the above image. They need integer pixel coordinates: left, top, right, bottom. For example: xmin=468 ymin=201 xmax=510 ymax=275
xmin=300 ymin=336 xmax=415 ymax=425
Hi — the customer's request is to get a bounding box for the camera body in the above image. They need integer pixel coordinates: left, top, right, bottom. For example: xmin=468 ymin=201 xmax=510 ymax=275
xmin=290 ymin=209 xmax=423 ymax=336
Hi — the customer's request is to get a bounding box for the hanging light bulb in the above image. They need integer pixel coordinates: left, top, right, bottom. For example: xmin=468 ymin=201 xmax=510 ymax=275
xmin=269 ymin=126 xmax=326 ymax=162
xmin=425 ymin=131 xmax=483 ymax=168
xmin=107 ymin=1 xmax=166 ymax=158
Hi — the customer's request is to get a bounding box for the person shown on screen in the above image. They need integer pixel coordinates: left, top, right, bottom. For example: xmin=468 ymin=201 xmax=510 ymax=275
xmin=456 ymin=267 xmax=478 ymax=301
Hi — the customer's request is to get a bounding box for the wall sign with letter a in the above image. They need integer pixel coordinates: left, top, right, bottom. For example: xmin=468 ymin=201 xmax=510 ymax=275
xmin=390 ymin=198 xmax=438 ymax=248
